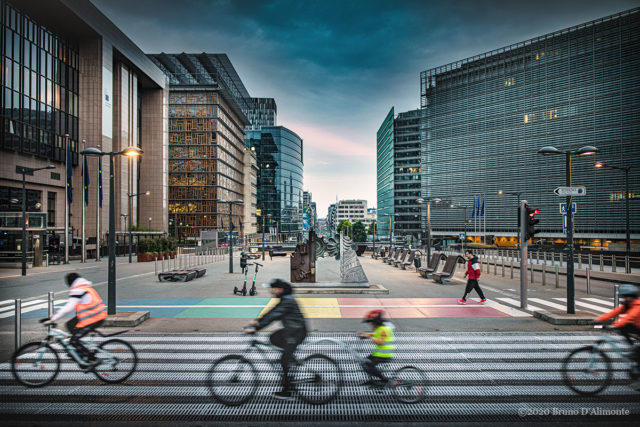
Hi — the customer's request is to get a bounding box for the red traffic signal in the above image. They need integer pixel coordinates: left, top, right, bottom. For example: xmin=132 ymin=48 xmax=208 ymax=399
xmin=525 ymin=206 xmax=540 ymax=240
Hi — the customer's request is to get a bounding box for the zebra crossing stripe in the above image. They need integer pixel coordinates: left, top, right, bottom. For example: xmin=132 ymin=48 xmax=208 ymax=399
xmin=553 ymin=298 xmax=609 ymax=314
xmin=583 ymin=297 xmax=613 ymax=308
xmin=468 ymin=298 xmax=531 ymax=317
xmin=0 ymin=299 xmax=46 ymax=313
xmin=496 ymin=297 xmax=544 ymax=312
xmin=529 ymin=298 xmax=566 ymax=310
xmin=0 ymin=300 xmax=66 ymax=319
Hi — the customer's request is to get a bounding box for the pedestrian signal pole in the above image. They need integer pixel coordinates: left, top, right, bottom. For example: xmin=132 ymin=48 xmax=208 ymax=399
xmin=519 ymin=200 xmax=528 ymax=309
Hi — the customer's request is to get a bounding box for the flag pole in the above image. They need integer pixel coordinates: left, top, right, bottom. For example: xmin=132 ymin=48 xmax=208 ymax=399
xmin=64 ymin=134 xmax=70 ymax=264
xmin=81 ymin=140 xmax=86 ymax=263
xmin=96 ymin=148 xmax=101 ymax=261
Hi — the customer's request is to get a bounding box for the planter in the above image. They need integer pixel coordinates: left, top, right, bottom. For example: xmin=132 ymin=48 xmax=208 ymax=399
xmin=169 ymin=252 xmax=176 ymax=259
xmin=137 ymin=253 xmax=156 ymax=262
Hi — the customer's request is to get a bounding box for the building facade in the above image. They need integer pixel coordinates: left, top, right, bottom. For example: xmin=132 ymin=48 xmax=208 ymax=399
xmin=336 ymin=199 xmax=374 ymax=226
xmin=147 ymin=53 xmax=251 ymax=241
xmin=1 ymin=0 xmax=168 ymax=263
xmin=394 ymin=109 xmax=422 ymax=237
xmin=243 ymin=97 xmax=276 ymax=131
xmin=420 ymin=8 xmax=640 ymax=247
xmin=246 ymin=126 xmax=303 ymax=239
xmin=327 ymin=203 xmax=337 ymax=236
xmin=376 ymin=107 xmax=394 ymax=239
xmin=243 ymin=147 xmax=258 ymax=236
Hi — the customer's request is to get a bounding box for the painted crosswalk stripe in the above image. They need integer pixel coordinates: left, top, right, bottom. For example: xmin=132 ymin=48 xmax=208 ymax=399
xmin=0 ymin=300 xmax=66 ymax=319
xmin=468 ymin=298 xmax=531 ymax=317
xmin=496 ymin=297 xmax=543 ymax=312
xmin=529 ymin=298 xmax=566 ymax=310
xmin=553 ymin=298 xmax=609 ymax=313
xmin=0 ymin=299 xmax=46 ymax=313
xmin=583 ymin=297 xmax=614 ymax=308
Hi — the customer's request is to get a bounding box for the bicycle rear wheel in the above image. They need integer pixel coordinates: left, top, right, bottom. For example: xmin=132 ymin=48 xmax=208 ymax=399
xmin=562 ymin=345 xmax=612 ymax=395
xmin=296 ymin=354 xmax=341 ymax=404
xmin=391 ymin=365 xmax=427 ymax=403
xmin=12 ymin=342 xmax=60 ymax=387
xmin=94 ymin=338 xmax=138 ymax=383
xmin=207 ymin=355 xmax=258 ymax=406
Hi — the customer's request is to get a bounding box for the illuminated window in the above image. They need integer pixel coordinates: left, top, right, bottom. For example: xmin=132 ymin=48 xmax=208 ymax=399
xmin=504 ymin=77 xmax=514 ymax=87
xmin=524 ymin=113 xmax=535 ymax=124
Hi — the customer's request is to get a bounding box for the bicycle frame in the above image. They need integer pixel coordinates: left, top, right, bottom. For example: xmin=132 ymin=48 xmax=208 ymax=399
xmin=43 ymin=327 xmax=119 ymax=367
xmin=313 ymin=337 xmax=368 ymax=366
xmin=593 ymin=333 xmax=635 ymax=366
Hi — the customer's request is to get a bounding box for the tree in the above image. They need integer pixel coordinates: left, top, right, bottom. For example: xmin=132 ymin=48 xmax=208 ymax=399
xmin=367 ymin=221 xmax=377 ymax=236
xmin=336 ymin=220 xmax=352 ymax=235
xmin=352 ymin=221 xmax=367 ymax=242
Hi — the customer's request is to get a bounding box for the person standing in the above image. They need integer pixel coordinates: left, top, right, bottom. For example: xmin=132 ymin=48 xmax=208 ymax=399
xmin=458 ymin=250 xmax=487 ymax=304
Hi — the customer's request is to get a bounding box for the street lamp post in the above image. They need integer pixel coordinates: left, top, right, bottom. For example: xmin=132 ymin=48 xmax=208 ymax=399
xmin=259 ymin=212 xmax=272 ymax=261
xmin=416 ymin=197 xmax=442 ymax=261
xmin=498 ymin=190 xmax=523 ymax=248
xmin=127 ymin=191 xmax=151 ymax=263
xmin=538 ymin=145 xmax=598 ymax=314
xmin=450 ymin=204 xmax=469 ymax=253
xmin=16 ymin=165 xmax=55 ymax=276
xmin=216 ymin=199 xmax=243 ymax=273
xmin=595 ymin=162 xmax=632 ymax=273
xmin=82 ymin=146 xmax=142 ymax=315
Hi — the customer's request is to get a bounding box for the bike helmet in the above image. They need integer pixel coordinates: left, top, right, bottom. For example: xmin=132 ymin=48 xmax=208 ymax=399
xmin=619 ymin=284 xmax=640 ymax=297
xmin=363 ymin=309 xmax=385 ymax=324
xmin=269 ymin=278 xmax=293 ymax=295
xmin=65 ymin=272 xmax=81 ymax=287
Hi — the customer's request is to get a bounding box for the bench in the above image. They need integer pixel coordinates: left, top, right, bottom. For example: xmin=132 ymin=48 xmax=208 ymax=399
xmin=158 ymin=268 xmax=206 ymax=282
xmin=387 ymin=248 xmax=404 ymax=265
xmin=382 ymin=247 xmax=397 ymax=263
xmin=418 ymin=253 xmax=446 ymax=278
xmin=400 ymin=250 xmax=419 ymax=270
xmin=269 ymin=245 xmax=287 ymax=257
xmin=372 ymin=246 xmax=385 ymax=259
xmin=431 ymin=255 xmax=465 ymax=284
xmin=393 ymin=249 xmax=409 ymax=267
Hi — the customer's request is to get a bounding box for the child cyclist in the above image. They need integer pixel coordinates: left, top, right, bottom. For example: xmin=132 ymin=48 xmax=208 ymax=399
xmin=357 ymin=309 xmax=396 ymax=388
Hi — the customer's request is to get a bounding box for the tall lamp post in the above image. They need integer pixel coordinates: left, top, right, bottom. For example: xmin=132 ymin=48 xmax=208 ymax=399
xmin=216 ymin=199 xmax=243 ymax=273
xmin=82 ymin=146 xmax=142 ymax=315
xmin=498 ymin=190 xmax=523 ymax=248
xmin=126 ymin=191 xmax=151 ymax=263
xmin=538 ymin=145 xmax=598 ymax=314
xmin=595 ymin=162 xmax=632 ymax=273
xmin=416 ymin=197 xmax=442 ymax=261
xmin=450 ymin=203 xmax=470 ymax=253
xmin=258 ymin=211 xmax=272 ymax=261
xmin=16 ymin=165 xmax=55 ymax=276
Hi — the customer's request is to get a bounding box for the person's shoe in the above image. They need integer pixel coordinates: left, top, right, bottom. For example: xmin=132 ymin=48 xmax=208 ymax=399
xmin=273 ymin=391 xmax=294 ymax=401
xmin=457 ymin=299 xmax=466 ymax=305
xmin=479 ymin=299 xmax=487 ymax=304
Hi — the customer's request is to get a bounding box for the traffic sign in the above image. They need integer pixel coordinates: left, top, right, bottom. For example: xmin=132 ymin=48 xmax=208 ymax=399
xmin=459 ymin=233 xmax=466 ymax=239
xmin=554 ymin=186 xmax=586 ymax=196
xmin=559 ymin=203 xmax=577 ymax=214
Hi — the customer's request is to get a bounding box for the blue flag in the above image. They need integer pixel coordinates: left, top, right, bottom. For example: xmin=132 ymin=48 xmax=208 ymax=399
xmin=66 ymin=140 xmax=73 ymax=205
xmin=98 ymin=158 xmax=103 ymax=208
xmin=83 ymin=156 xmax=90 ymax=206
xmin=471 ymin=197 xmax=476 ymax=218
xmin=480 ymin=196 xmax=485 ymax=217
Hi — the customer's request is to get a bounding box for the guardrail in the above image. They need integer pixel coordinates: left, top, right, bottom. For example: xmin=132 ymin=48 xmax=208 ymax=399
xmin=155 ymin=248 xmax=228 ymax=275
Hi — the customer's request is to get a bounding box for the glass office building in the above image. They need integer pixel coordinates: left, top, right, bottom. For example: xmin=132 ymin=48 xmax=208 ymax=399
xmin=243 ymin=97 xmax=277 ymax=131
xmin=246 ymin=126 xmax=303 ymax=238
xmin=420 ymin=8 xmax=640 ymax=247
xmin=376 ymin=107 xmax=394 ymax=239
xmin=394 ymin=109 xmax=422 ymax=237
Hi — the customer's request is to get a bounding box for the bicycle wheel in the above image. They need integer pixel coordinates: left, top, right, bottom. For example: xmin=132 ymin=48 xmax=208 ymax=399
xmin=562 ymin=345 xmax=612 ymax=395
xmin=12 ymin=342 xmax=60 ymax=387
xmin=391 ymin=366 xmax=427 ymax=403
xmin=94 ymin=338 xmax=138 ymax=383
xmin=207 ymin=355 xmax=258 ymax=406
xmin=296 ymin=354 xmax=342 ymax=405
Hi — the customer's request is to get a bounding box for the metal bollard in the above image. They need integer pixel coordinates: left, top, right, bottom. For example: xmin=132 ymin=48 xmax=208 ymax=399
xmin=15 ymin=299 xmax=21 ymax=350
xmin=578 ymin=253 xmax=582 ymax=270
xmin=502 ymin=258 xmax=505 ymax=277
xmin=599 ymin=253 xmax=604 ymax=272
xmin=530 ymin=263 xmax=534 ymax=283
xmin=542 ymin=264 xmax=546 ymax=286
xmin=555 ymin=265 xmax=559 ymax=288
xmin=588 ymin=253 xmax=592 ymax=270
xmin=493 ymin=257 xmax=497 ymax=275
xmin=536 ymin=251 xmax=539 ymax=265
xmin=614 ymin=284 xmax=620 ymax=308
xmin=510 ymin=258 xmax=514 ymax=279
xmin=155 ymin=257 xmax=158 ymax=275
xmin=48 ymin=292 xmax=54 ymax=318
xmin=543 ymin=251 xmax=547 ymax=265
xmin=586 ymin=268 xmax=591 ymax=294
xmin=612 ymin=255 xmax=616 ymax=273
xmin=626 ymin=256 xmax=630 ymax=274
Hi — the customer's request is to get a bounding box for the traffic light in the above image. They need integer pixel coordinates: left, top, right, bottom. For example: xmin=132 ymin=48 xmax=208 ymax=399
xmin=525 ymin=205 xmax=540 ymax=240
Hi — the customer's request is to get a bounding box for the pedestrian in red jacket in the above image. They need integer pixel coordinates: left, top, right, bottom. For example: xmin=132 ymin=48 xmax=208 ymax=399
xmin=458 ymin=250 xmax=487 ymax=304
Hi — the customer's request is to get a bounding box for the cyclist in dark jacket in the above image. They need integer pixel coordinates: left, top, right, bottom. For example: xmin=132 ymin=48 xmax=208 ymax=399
xmin=246 ymin=278 xmax=307 ymax=400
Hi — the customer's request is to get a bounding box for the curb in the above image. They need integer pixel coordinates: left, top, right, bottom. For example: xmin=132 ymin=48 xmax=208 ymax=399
xmin=533 ymin=309 xmax=594 ymax=325
xmin=103 ymin=311 xmax=150 ymax=327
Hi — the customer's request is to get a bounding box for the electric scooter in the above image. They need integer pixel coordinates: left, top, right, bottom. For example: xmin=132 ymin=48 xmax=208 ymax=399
xmin=249 ymin=262 xmax=262 ymax=296
xmin=234 ymin=263 xmax=252 ymax=296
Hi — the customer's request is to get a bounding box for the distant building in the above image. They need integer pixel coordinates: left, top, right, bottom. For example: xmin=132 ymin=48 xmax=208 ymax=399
xmin=243 ymin=97 xmax=277 ymax=131
xmin=327 ymin=203 xmax=337 ymax=235
xmin=376 ymin=108 xmax=394 ymax=239
xmin=336 ymin=199 xmax=374 ymax=226
xmin=303 ymin=191 xmax=317 ymax=232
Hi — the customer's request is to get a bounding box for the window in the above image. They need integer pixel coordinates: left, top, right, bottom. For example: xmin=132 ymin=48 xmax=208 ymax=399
xmin=47 ymin=191 xmax=55 ymax=226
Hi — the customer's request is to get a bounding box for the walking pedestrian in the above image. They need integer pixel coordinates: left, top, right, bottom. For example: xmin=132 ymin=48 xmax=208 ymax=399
xmin=458 ymin=250 xmax=487 ymax=304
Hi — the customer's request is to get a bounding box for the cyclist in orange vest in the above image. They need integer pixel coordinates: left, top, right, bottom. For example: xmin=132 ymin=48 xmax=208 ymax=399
xmin=42 ymin=273 xmax=107 ymax=368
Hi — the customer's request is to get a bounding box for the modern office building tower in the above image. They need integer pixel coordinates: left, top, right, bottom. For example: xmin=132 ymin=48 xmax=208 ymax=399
xmin=246 ymin=126 xmax=303 ymax=239
xmin=147 ymin=53 xmax=251 ymax=241
xmin=243 ymin=147 xmax=258 ymax=236
xmin=394 ymin=109 xmax=422 ymax=237
xmin=244 ymin=97 xmax=277 ymax=131
xmin=420 ymin=8 xmax=640 ymax=247
xmin=376 ymin=107 xmax=394 ymax=239
xmin=336 ymin=199 xmax=374 ymax=226
xmin=327 ymin=203 xmax=337 ymax=235
xmin=0 ymin=0 xmax=168 ymax=264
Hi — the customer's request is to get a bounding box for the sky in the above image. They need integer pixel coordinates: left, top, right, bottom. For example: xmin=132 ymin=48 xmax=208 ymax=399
xmin=91 ymin=0 xmax=638 ymax=217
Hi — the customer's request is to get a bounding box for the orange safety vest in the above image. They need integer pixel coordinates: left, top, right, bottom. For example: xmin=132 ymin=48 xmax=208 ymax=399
xmin=75 ymin=286 xmax=107 ymax=327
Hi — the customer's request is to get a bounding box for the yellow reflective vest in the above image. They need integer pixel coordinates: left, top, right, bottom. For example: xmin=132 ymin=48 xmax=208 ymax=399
xmin=372 ymin=324 xmax=395 ymax=358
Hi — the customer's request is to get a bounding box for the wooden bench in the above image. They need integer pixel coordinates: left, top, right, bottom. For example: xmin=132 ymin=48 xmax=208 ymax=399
xmin=431 ymin=255 xmax=465 ymax=284
xmin=418 ymin=253 xmax=446 ymax=278
xmin=400 ymin=250 xmax=418 ymax=270
xmin=393 ymin=249 xmax=409 ymax=267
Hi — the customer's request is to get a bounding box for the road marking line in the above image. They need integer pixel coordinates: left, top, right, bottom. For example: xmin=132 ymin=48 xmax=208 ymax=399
xmin=0 ymin=300 xmax=67 ymax=318
xmin=553 ymin=298 xmax=609 ymax=313
xmin=583 ymin=297 xmax=613 ymax=307
xmin=468 ymin=298 xmax=531 ymax=317
xmin=529 ymin=298 xmax=566 ymax=310
xmin=117 ymin=304 xmax=499 ymax=309
xmin=0 ymin=299 xmax=46 ymax=312
xmin=496 ymin=297 xmax=544 ymax=312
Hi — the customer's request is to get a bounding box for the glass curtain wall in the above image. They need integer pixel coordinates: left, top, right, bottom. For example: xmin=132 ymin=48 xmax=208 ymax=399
xmin=376 ymin=107 xmax=394 ymax=239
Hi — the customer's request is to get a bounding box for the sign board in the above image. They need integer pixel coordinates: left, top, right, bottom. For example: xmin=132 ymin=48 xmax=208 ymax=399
xmin=559 ymin=203 xmax=577 ymax=214
xmin=459 ymin=233 xmax=466 ymax=239
xmin=554 ymin=186 xmax=586 ymax=196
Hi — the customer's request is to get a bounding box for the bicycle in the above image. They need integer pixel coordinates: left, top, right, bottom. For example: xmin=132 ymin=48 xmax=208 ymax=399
xmin=207 ymin=330 xmax=341 ymax=406
xmin=11 ymin=324 xmax=138 ymax=387
xmin=313 ymin=334 xmax=427 ymax=403
xmin=562 ymin=324 xmax=640 ymax=395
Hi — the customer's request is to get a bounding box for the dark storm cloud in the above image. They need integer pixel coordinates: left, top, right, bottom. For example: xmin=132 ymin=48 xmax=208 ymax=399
xmin=91 ymin=0 xmax=639 ymax=215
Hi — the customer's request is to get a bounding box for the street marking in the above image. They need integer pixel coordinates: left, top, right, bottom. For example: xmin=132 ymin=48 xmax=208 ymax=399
xmin=468 ymin=298 xmax=531 ymax=317
xmin=0 ymin=299 xmax=46 ymax=313
xmin=496 ymin=297 xmax=544 ymax=312
xmin=529 ymin=298 xmax=566 ymax=310
xmin=0 ymin=300 xmax=67 ymax=319
xmin=553 ymin=298 xmax=609 ymax=313
xmin=583 ymin=297 xmax=613 ymax=307
xmin=117 ymin=304 xmax=501 ymax=309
